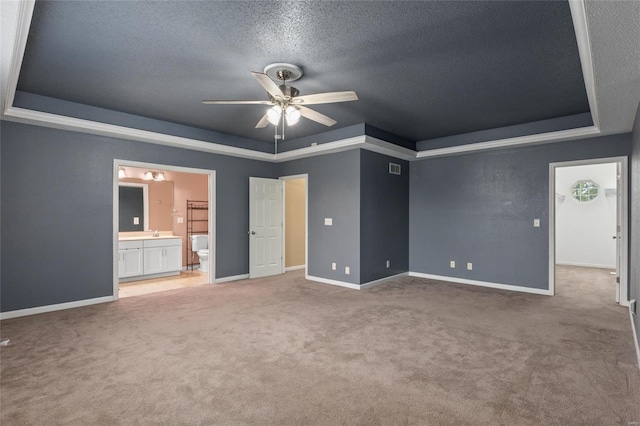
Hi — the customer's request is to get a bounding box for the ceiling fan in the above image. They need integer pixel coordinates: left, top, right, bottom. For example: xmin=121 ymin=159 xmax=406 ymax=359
xmin=202 ymin=63 xmax=358 ymax=129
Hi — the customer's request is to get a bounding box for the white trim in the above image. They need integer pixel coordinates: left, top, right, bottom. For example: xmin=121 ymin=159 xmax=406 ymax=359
xmin=416 ymin=126 xmax=600 ymax=159
xmin=0 ymin=296 xmax=113 ymax=320
xmin=285 ymin=265 xmax=306 ymax=272
xmin=5 ymin=106 xmax=273 ymax=161
xmin=2 ymin=0 xmax=34 ymax=115
xmin=363 ymin=136 xmax=416 ymax=161
xmin=118 ymin=182 xmax=149 ymax=230
xmin=360 ymin=272 xmax=409 ymax=289
xmin=630 ymin=300 xmax=640 ymax=371
xmin=555 ymin=261 xmax=616 ymax=270
xmin=274 ymin=136 xmax=366 ymax=162
xmin=113 ymin=160 xmax=216 ymax=300
xmin=549 ymin=156 xmax=629 ymax=305
xmin=408 ymin=272 xmax=553 ymax=296
xmin=568 ymin=0 xmax=600 ymax=129
xmin=215 ymin=274 xmax=249 ymax=283
xmin=306 ymin=273 xmax=410 ymax=290
xmin=306 ymin=275 xmax=362 ymax=290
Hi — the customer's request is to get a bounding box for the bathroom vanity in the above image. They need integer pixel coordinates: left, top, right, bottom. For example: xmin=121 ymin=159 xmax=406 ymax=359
xmin=118 ymin=236 xmax=182 ymax=281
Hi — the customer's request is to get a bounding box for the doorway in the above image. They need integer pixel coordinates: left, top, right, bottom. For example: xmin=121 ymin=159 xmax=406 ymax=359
xmin=113 ymin=160 xmax=216 ymax=299
xmin=281 ymin=175 xmax=308 ymax=274
xmin=549 ymin=157 xmax=628 ymax=305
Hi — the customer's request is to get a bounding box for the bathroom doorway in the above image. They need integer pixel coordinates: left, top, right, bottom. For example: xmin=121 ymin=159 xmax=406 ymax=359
xmin=113 ymin=161 xmax=215 ymax=299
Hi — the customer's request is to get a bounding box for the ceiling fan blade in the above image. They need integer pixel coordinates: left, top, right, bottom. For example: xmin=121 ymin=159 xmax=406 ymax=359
xmin=202 ymin=100 xmax=273 ymax=105
xmin=298 ymin=106 xmax=337 ymax=127
xmin=252 ymin=71 xmax=285 ymax=100
xmin=292 ymin=91 xmax=358 ymax=105
xmin=255 ymin=114 xmax=270 ymax=128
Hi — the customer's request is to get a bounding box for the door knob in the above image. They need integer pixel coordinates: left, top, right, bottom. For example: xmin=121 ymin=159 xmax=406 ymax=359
xmin=612 ymin=236 xmax=617 ymax=239
xmin=249 ymin=231 xmax=256 ymax=235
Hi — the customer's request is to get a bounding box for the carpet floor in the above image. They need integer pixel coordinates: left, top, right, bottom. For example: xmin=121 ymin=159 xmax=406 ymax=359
xmin=1 ymin=266 xmax=638 ymax=425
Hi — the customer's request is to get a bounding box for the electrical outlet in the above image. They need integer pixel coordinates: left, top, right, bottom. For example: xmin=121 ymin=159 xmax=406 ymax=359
xmin=450 ymin=260 xmax=456 ymax=268
xmin=331 ymin=262 xmax=336 ymax=270
xmin=533 ymin=218 xmax=540 ymax=227
xmin=133 ymin=217 xmax=139 ymax=225
xmin=177 ymin=217 xmax=184 ymax=224
xmin=467 ymin=263 xmax=473 ymax=270
xmin=324 ymin=218 xmax=333 ymax=226
xmin=386 ymin=260 xmax=390 ymax=268
xmin=345 ymin=266 xmax=350 ymax=275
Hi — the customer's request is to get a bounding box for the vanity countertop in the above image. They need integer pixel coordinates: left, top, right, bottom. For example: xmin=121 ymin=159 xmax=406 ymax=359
xmin=118 ymin=235 xmax=181 ymax=241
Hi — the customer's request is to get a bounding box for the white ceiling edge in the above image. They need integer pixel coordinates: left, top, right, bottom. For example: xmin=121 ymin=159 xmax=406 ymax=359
xmin=569 ymin=0 xmax=600 ymax=129
xmin=416 ymin=126 xmax=601 ymax=159
xmin=3 ymin=0 xmax=637 ymax=165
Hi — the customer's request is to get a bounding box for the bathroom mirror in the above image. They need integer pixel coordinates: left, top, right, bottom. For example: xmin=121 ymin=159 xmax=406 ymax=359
xmin=119 ymin=180 xmax=174 ymax=232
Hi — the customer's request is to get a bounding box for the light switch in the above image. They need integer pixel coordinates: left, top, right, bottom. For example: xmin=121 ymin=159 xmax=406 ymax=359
xmin=345 ymin=266 xmax=350 ymax=275
xmin=324 ymin=218 xmax=333 ymax=226
xmin=177 ymin=217 xmax=184 ymax=224
xmin=331 ymin=262 xmax=336 ymax=270
xmin=467 ymin=263 xmax=473 ymax=270
xmin=534 ymin=219 xmax=540 ymax=227
xmin=133 ymin=217 xmax=139 ymax=225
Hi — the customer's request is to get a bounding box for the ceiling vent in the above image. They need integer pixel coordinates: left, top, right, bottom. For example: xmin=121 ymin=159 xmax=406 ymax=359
xmin=389 ymin=163 xmax=401 ymax=175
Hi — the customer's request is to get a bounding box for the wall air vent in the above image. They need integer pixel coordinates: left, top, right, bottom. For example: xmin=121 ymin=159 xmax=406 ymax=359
xmin=389 ymin=163 xmax=401 ymax=175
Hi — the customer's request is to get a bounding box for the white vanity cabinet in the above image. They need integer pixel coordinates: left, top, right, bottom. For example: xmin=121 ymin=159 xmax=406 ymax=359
xmin=143 ymin=238 xmax=182 ymax=275
xmin=118 ymin=240 xmax=144 ymax=278
xmin=118 ymin=237 xmax=182 ymax=281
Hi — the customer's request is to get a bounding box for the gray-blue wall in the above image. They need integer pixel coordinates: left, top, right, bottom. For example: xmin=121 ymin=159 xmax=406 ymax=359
xmin=360 ymin=150 xmax=409 ymax=283
xmin=631 ymin=101 xmax=640 ymax=345
xmin=0 ymin=121 xmax=276 ymax=312
xmin=279 ymin=150 xmax=361 ymax=285
xmin=410 ymin=134 xmax=632 ymax=290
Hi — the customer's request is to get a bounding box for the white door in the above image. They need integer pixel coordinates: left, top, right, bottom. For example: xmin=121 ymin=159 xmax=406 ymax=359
xmin=249 ymin=177 xmax=283 ymax=278
xmin=615 ymin=161 xmax=625 ymax=304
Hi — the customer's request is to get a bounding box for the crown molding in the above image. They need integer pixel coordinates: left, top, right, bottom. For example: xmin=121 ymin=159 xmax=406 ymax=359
xmin=569 ymin=0 xmax=600 ymax=130
xmin=416 ymin=126 xmax=601 ymax=159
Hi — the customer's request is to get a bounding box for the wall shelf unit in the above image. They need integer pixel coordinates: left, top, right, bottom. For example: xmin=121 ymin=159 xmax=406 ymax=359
xmin=186 ymin=200 xmax=208 ymax=271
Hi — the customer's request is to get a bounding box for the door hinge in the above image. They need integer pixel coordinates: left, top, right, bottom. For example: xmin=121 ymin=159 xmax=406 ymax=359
xmin=616 ymin=276 xmax=620 ymax=284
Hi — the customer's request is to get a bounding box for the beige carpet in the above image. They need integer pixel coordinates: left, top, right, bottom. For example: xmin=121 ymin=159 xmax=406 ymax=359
xmin=1 ymin=266 xmax=638 ymax=425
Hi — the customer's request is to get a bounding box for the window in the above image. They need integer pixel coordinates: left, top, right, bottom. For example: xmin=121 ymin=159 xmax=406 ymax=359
xmin=571 ymin=180 xmax=599 ymax=202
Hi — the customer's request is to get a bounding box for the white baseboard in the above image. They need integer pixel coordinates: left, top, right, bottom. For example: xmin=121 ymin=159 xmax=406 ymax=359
xmin=306 ymin=275 xmax=361 ymax=290
xmin=555 ymin=261 xmax=616 ymax=269
xmin=360 ymin=272 xmax=409 ymax=289
xmin=285 ymin=265 xmax=306 ymax=272
xmin=630 ymin=300 xmax=640 ymax=371
xmin=306 ymin=272 xmax=409 ymax=290
xmin=215 ymin=274 xmax=249 ymax=284
xmin=0 ymin=296 xmax=114 ymax=320
xmin=408 ymin=272 xmax=552 ymax=296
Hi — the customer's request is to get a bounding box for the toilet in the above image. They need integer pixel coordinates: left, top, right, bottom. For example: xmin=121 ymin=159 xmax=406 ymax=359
xmin=190 ymin=235 xmax=209 ymax=273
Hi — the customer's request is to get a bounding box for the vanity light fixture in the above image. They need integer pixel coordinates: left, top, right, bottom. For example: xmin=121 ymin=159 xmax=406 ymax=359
xmin=143 ymin=171 xmax=165 ymax=182
xmin=118 ymin=167 xmax=127 ymax=179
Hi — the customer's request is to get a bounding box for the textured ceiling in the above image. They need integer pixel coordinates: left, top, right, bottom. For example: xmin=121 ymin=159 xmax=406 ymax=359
xmin=16 ymin=1 xmax=590 ymax=145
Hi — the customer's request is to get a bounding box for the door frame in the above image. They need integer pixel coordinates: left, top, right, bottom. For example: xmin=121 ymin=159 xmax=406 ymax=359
xmin=548 ymin=156 xmax=628 ymax=306
xmin=113 ymin=160 xmax=216 ymax=300
xmin=279 ymin=174 xmax=309 ymax=276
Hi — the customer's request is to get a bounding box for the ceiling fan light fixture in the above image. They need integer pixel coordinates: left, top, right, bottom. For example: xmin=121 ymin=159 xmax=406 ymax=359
xmin=285 ymin=106 xmax=301 ymax=126
xmin=266 ymin=105 xmax=282 ymax=125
